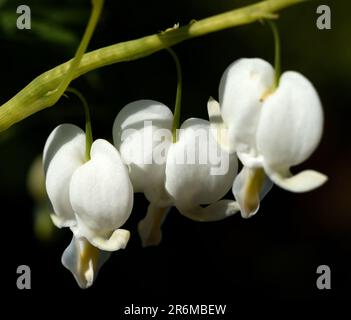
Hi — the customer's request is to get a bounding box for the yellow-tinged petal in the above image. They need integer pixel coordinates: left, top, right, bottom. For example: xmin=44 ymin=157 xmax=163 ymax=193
xmin=61 ymin=236 xmax=111 ymax=289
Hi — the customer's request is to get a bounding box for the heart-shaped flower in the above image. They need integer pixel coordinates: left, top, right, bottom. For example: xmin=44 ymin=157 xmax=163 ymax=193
xmin=209 ymin=58 xmax=327 ymax=218
xmin=113 ymin=100 xmax=239 ymax=246
xmin=43 ymin=124 xmax=133 ymax=288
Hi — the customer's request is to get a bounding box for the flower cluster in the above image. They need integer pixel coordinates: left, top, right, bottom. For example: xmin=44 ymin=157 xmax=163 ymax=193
xmin=43 ymin=58 xmax=327 ymax=288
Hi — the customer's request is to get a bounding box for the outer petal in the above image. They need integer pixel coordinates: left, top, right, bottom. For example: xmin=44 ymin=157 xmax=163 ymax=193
xmin=113 ymin=100 xmax=173 ymax=204
xmin=219 ymin=58 xmax=274 ymax=153
xmin=257 ymin=71 xmax=324 ymax=170
xmin=69 ymin=139 xmax=133 ymax=251
xmin=43 ymin=124 xmax=85 ymax=227
xmin=264 ymin=166 xmax=327 ymax=192
xmin=207 ymin=98 xmax=264 ymax=169
xmin=165 ymin=118 xmax=238 ymax=210
xmin=61 ymin=236 xmax=111 ymax=289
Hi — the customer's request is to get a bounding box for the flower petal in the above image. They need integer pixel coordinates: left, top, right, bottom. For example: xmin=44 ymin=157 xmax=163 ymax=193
xmin=138 ymin=202 xmax=170 ymax=247
xmin=61 ymin=236 xmax=111 ymax=289
xmin=43 ymin=124 xmax=85 ymax=227
xmin=257 ymin=71 xmax=324 ymax=169
xmin=87 ymin=228 xmax=131 ymax=251
xmin=113 ymin=100 xmax=173 ymax=203
xmin=165 ymin=118 xmax=238 ymax=209
xmin=264 ymin=166 xmax=327 ymax=192
xmin=207 ymin=97 xmax=233 ymax=153
xmin=69 ymin=139 xmax=133 ymax=249
xmin=260 ymin=172 xmax=274 ymax=201
xmin=178 ymin=200 xmax=240 ymax=222
xmin=232 ymin=166 xmax=271 ymax=218
xmin=219 ymin=58 xmax=274 ymax=153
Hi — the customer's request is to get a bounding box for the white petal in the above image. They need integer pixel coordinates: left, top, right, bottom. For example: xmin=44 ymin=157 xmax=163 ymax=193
xmin=69 ymin=139 xmax=133 ymax=250
xmin=50 ymin=213 xmax=76 ymax=228
xmin=207 ymin=97 xmax=233 ymax=153
xmin=138 ymin=203 xmax=170 ymax=247
xmin=43 ymin=124 xmax=85 ymax=226
xmin=179 ymin=200 xmax=240 ymax=222
xmin=165 ymin=118 xmax=238 ymax=209
xmin=264 ymin=166 xmax=327 ymax=192
xmin=232 ymin=166 xmax=271 ymax=218
xmin=257 ymin=71 xmax=324 ymax=169
xmin=61 ymin=236 xmax=111 ymax=289
xmin=112 ymin=100 xmax=173 ymax=203
xmin=87 ymin=229 xmax=130 ymax=252
xmin=219 ymin=58 xmax=274 ymax=153
xmin=260 ymin=173 xmax=274 ymax=201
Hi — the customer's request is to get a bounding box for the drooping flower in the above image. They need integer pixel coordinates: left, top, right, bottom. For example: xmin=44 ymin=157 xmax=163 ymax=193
xmin=113 ymin=100 xmax=239 ymax=246
xmin=208 ymin=58 xmax=327 ymax=218
xmin=43 ymin=124 xmax=133 ymax=288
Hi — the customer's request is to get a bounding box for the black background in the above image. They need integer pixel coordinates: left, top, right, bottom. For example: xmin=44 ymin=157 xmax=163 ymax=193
xmin=0 ymin=0 xmax=350 ymax=313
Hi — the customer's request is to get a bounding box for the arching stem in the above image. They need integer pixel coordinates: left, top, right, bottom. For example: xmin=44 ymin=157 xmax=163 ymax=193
xmin=167 ymin=48 xmax=183 ymax=143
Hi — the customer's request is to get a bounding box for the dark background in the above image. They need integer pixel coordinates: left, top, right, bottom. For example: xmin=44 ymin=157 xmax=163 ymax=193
xmin=0 ymin=0 xmax=350 ymax=310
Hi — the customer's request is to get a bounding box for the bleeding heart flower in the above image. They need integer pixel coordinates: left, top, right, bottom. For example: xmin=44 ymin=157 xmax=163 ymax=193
xmin=208 ymin=58 xmax=327 ymax=218
xmin=113 ymin=100 xmax=239 ymax=246
xmin=43 ymin=124 xmax=133 ymax=288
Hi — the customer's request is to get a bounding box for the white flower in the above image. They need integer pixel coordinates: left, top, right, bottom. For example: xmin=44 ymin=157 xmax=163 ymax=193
xmin=208 ymin=58 xmax=327 ymax=218
xmin=43 ymin=124 xmax=133 ymax=288
xmin=113 ymin=100 xmax=239 ymax=246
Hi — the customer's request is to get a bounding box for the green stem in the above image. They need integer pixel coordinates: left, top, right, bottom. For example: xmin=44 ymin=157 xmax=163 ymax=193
xmin=267 ymin=19 xmax=281 ymax=88
xmin=66 ymin=88 xmax=93 ymax=161
xmin=167 ymin=48 xmax=182 ymax=143
xmin=51 ymin=0 xmax=104 ymax=105
xmin=0 ymin=0 xmax=308 ymax=133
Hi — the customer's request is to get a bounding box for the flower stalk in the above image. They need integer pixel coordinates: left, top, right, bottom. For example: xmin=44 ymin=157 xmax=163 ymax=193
xmin=167 ymin=48 xmax=182 ymax=143
xmin=66 ymin=88 xmax=93 ymax=161
xmin=267 ymin=19 xmax=281 ymax=88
